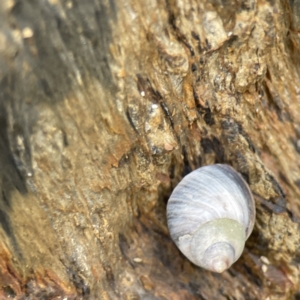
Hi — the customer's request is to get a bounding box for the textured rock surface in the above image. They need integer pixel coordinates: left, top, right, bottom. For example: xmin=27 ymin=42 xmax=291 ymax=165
xmin=0 ymin=0 xmax=300 ymax=299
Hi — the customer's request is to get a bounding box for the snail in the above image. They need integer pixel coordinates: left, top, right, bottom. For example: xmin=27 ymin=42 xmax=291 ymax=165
xmin=166 ymin=164 xmax=255 ymax=273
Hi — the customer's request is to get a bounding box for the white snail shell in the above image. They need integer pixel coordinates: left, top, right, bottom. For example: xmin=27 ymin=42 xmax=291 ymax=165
xmin=167 ymin=164 xmax=255 ymax=273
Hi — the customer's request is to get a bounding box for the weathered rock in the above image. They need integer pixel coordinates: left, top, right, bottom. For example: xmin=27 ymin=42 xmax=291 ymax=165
xmin=0 ymin=0 xmax=300 ymax=299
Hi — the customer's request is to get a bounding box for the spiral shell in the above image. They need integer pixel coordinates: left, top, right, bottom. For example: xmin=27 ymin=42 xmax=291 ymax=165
xmin=167 ymin=164 xmax=255 ymax=273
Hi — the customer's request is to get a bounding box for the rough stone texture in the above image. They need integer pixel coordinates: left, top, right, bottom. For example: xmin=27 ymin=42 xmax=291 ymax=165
xmin=0 ymin=0 xmax=300 ymax=299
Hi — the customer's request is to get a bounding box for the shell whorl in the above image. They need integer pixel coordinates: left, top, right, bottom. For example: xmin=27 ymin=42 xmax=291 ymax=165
xmin=167 ymin=164 xmax=255 ymax=273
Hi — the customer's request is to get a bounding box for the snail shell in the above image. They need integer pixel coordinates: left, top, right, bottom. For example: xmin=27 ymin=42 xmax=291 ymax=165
xmin=167 ymin=164 xmax=255 ymax=273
